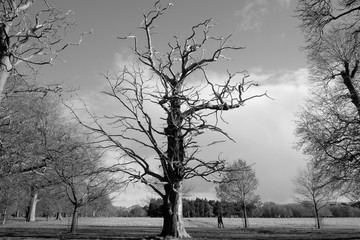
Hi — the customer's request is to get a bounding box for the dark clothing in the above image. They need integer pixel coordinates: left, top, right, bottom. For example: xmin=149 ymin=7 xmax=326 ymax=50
xmin=217 ymin=215 xmax=224 ymax=228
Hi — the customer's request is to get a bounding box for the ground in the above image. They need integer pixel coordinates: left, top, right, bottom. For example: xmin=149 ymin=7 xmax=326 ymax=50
xmin=0 ymin=217 xmax=359 ymax=239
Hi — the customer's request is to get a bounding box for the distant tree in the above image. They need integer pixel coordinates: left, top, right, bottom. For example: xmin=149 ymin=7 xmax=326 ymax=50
xmin=87 ymin=195 xmax=113 ymax=218
xmin=182 ymin=199 xmax=191 ymax=218
xmin=147 ymin=198 xmax=163 ymax=217
xmin=129 ymin=205 xmax=147 ymax=217
xmin=116 ymin=206 xmax=129 ymax=217
xmin=0 ymin=91 xmax=68 ymax=222
xmin=204 ymin=199 xmax=213 ymax=217
xmin=51 ymin=135 xmax=120 ymax=233
xmin=98 ymin=203 xmax=118 ymax=217
xmin=293 ymin=164 xmax=335 ymax=228
xmin=212 ymin=201 xmax=222 ymax=217
xmin=216 ymin=159 xmax=259 ymax=228
xmin=0 ymin=175 xmax=19 ymax=225
xmin=71 ymin=2 xmax=266 ymax=238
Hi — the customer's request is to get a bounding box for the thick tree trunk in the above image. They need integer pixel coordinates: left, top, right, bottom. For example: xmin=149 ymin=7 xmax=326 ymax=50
xmin=341 ymin=62 xmax=360 ymax=117
xmin=55 ymin=212 xmax=63 ymax=221
xmin=159 ymin=182 xmax=190 ymax=239
xmin=70 ymin=205 xmax=79 ymax=233
xmin=26 ymin=187 xmax=40 ymax=222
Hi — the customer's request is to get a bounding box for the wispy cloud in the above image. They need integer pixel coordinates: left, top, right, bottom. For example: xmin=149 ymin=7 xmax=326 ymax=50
xmin=235 ymin=0 xmax=269 ymax=32
xmin=234 ymin=0 xmax=292 ymax=32
xmin=276 ymin=0 xmax=292 ymax=8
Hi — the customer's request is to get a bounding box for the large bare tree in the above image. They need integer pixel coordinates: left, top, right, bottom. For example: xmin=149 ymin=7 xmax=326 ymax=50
xmin=72 ymin=2 xmax=266 ymax=238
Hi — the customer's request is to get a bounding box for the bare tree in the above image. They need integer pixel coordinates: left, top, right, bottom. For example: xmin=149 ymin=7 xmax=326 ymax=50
xmin=0 ymin=91 xmax=63 ymax=179
xmin=71 ymin=2 xmax=266 ymax=238
xmin=293 ymin=163 xmax=335 ymax=229
xmin=296 ymin=4 xmax=360 ymax=199
xmin=0 ymin=91 xmax=77 ymax=222
xmin=0 ymin=174 xmax=19 ymax=225
xmin=216 ymin=159 xmax=259 ymax=228
xmin=0 ymin=0 xmax=89 ymax=103
xmin=51 ymin=135 xmax=120 ymax=234
xmin=295 ymin=83 xmax=360 ymax=197
xmin=297 ymin=0 xmax=360 ymax=50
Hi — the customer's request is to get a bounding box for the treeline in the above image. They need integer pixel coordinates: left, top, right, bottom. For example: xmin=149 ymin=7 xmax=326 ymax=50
xmin=260 ymin=202 xmax=360 ymax=218
xmin=145 ymin=198 xmax=360 ymax=218
xmin=27 ymin=197 xmax=360 ymax=219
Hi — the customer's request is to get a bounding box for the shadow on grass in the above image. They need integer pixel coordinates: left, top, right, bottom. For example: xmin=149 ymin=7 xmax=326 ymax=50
xmin=1 ymin=225 xmax=360 ymax=239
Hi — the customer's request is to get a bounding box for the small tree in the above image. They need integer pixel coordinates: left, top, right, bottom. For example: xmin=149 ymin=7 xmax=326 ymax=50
xmin=216 ymin=159 xmax=259 ymax=228
xmin=293 ymin=163 xmax=335 ymax=229
xmin=52 ymin=136 xmax=119 ymax=233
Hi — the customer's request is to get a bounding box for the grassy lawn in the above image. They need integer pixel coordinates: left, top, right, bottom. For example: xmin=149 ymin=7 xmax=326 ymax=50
xmin=0 ymin=217 xmax=359 ymax=239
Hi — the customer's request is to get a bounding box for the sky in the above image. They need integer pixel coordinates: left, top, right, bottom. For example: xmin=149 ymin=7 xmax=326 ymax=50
xmin=37 ymin=0 xmax=310 ymax=207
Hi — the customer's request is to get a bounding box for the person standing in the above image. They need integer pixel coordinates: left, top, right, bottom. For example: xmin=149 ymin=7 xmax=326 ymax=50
xmin=217 ymin=213 xmax=224 ymax=228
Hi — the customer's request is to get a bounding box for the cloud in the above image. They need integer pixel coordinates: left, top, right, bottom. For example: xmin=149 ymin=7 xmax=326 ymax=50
xmin=276 ymin=0 xmax=291 ymax=8
xmin=235 ymin=1 xmax=269 ymax=32
xmin=249 ymin=68 xmax=308 ymax=86
xmin=186 ymin=67 xmax=310 ymax=204
xmin=78 ymin=64 xmax=310 ymax=207
xmin=234 ymin=0 xmax=293 ymax=32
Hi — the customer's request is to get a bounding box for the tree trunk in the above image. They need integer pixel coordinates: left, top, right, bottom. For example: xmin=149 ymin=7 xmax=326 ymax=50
xmin=315 ymin=208 xmax=321 ymax=229
xmin=70 ymin=205 xmax=79 ymax=234
xmin=26 ymin=187 xmax=40 ymax=222
xmin=92 ymin=209 xmax=97 ymax=218
xmin=341 ymin=62 xmax=360 ymax=117
xmin=15 ymin=209 xmax=20 ymax=218
xmin=243 ymin=204 xmax=248 ymax=228
xmin=2 ymin=207 xmax=7 ymax=226
xmin=55 ymin=212 xmax=63 ymax=221
xmin=0 ymin=57 xmax=12 ymax=104
xmin=159 ymin=182 xmax=190 ymax=239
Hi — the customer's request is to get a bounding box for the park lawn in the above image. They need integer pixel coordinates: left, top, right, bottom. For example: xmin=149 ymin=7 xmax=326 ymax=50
xmin=0 ymin=217 xmax=360 ymax=239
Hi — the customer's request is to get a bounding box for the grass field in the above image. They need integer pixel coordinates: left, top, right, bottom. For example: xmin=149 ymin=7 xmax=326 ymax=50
xmin=0 ymin=217 xmax=359 ymax=239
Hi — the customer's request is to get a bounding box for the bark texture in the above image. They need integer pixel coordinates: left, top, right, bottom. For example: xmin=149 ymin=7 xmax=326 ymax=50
xmin=160 ymin=183 xmax=190 ymax=238
xmin=26 ymin=187 xmax=40 ymax=222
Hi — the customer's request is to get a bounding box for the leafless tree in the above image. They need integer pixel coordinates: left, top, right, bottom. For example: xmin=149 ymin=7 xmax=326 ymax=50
xmin=297 ymin=0 xmax=360 ymax=50
xmin=216 ymin=159 xmax=259 ymax=228
xmin=0 ymin=0 xmax=89 ymax=103
xmin=295 ymin=82 xmax=360 ymax=198
xmin=305 ymin=27 xmax=360 ymax=116
xmin=0 ymin=91 xmax=62 ymax=180
xmin=70 ymin=2 xmax=266 ymax=238
xmin=296 ymin=4 xmax=360 ymax=199
xmin=0 ymin=91 xmax=77 ymax=222
xmin=52 ymin=138 xmax=120 ymax=234
xmin=293 ymin=163 xmax=335 ymax=229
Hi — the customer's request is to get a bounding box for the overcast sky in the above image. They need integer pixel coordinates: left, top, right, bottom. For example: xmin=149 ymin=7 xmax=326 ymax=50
xmin=39 ymin=0 xmax=310 ymax=207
